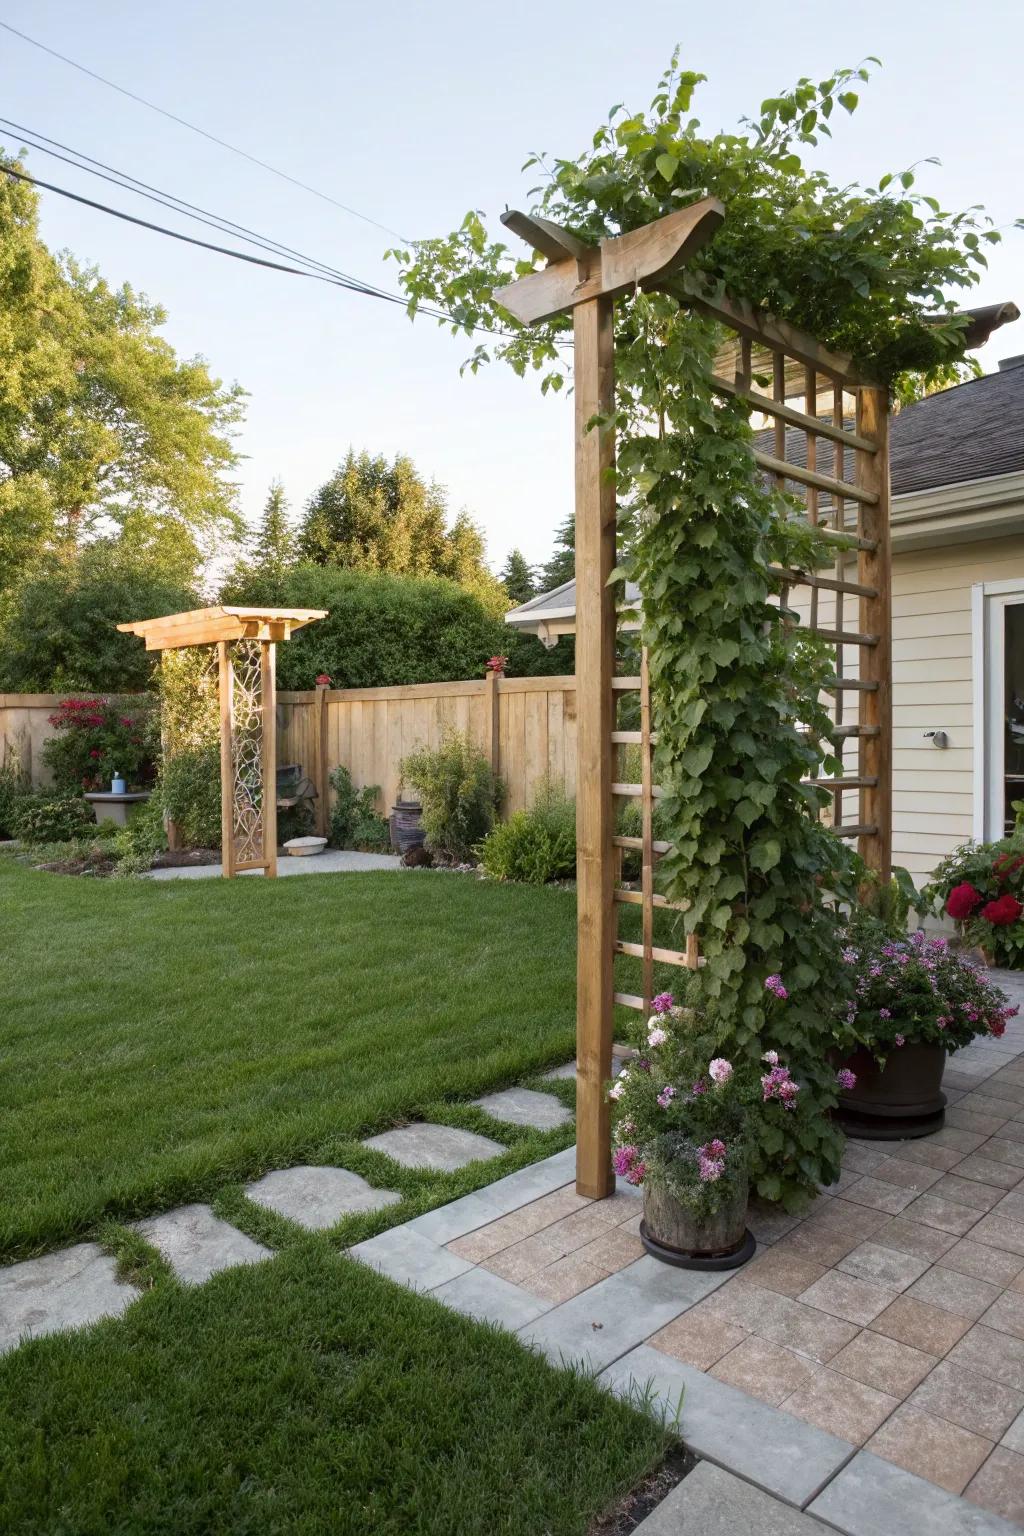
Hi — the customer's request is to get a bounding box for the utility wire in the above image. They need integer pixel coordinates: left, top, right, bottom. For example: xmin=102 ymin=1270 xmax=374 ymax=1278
xmin=0 ymin=117 xmax=394 ymax=294
xmin=0 ymin=161 xmax=568 ymax=347
xmin=0 ymin=18 xmax=409 ymax=241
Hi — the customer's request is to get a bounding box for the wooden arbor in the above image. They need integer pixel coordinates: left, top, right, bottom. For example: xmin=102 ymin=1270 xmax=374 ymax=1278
xmin=117 ymin=606 xmax=326 ymax=877
xmin=498 ymin=203 xmax=893 ymax=1200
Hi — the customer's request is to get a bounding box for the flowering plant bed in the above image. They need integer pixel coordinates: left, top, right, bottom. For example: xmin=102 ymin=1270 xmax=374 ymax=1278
xmin=609 ymin=987 xmax=838 ymax=1260
xmin=924 ymin=838 xmax=1024 ymax=968
xmin=42 ymin=697 xmax=158 ymax=794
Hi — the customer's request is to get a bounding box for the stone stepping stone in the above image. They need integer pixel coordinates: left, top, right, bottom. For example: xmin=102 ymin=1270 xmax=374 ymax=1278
xmin=542 ymin=1046 xmax=633 ymax=1083
xmin=135 ymin=1203 xmax=272 ymax=1285
xmin=472 ymin=1087 xmax=573 ymax=1131
xmin=542 ymin=1061 xmax=576 ymax=1081
xmin=246 ymin=1166 xmax=401 ymax=1230
xmin=362 ymin=1123 xmax=503 ymax=1172
xmin=0 ymin=1241 xmax=141 ymax=1355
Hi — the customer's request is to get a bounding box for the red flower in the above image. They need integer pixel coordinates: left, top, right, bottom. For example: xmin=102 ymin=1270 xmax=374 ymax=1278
xmin=946 ymin=882 xmax=983 ymax=920
xmin=486 ymin=655 xmax=507 ymax=674
xmin=991 ymin=1020 xmax=1008 ymax=1038
xmin=89 ymin=748 xmax=101 ymax=759
xmin=980 ymin=894 xmax=1024 ymax=927
xmin=994 ymin=853 xmax=1024 ymax=885
xmin=315 ymin=674 xmax=331 ymax=686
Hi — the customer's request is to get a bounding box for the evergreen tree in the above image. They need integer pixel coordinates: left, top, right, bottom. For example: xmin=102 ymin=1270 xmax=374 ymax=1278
xmin=539 ymin=512 xmax=575 ymax=591
xmin=499 ymin=548 xmax=537 ymax=605
xmin=251 ymin=481 xmax=293 ymax=580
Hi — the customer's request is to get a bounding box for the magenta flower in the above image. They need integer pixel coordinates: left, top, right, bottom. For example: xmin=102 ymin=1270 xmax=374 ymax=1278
xmin=651 ymin=992 xmax=674 ymax=1015
xmin=836 ymin=1068 xmax=857 ymax=1091
xmin=656 ymin=1085 xmax=676 ymax=1109
xmin=697 ymin=1153 xmax=724 ymax=1182
xmin=708 ymin=1058 xmax=733 ymax=1084
xmin=612 ymin=1145 xmax=638 ymax=1177
xmin=626 ymin=1160 xmax=646 ymax=1186
xmin=764 ymin=974 xmax=788 ymax=999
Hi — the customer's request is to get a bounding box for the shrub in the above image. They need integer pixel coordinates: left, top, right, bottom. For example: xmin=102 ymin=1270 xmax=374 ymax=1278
xmin=401 ymin=732 xmax=501 ymax=863
xmin=477 ymin=782 xmax=576 ymax=883
xmin=112 ymin=794 xmax=168 ymax=874
xmin=328 ymin=765 xmax=391 ymax=852
xmin=13 ymin=791 xmax=97 ymax=844
xmin=42 ymin=697 xmax=158 ymax=793
xmin=924 ymin=838 xmax=1024 ymax=968
xmin=0 ymin=750 xmax=30 ymax=838
xmin=161 ymin=746 xmax=221 ymax=848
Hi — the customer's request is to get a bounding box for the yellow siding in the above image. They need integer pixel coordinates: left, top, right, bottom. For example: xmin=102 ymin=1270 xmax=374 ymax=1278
xmin=793 ymin=533 xmax=1024 ymax=879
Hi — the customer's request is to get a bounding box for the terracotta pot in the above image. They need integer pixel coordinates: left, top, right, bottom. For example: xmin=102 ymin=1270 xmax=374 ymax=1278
xmin=835 ymin=1040 xmax=946 ymax=1140
xmin=641 ymin=1174 xmax=754 ymax=1271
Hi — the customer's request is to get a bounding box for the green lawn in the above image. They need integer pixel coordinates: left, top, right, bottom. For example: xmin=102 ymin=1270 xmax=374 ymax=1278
xmin=2 ymin=859 xmax=582 ymax=1258
xmin=2 ymin=858 xmax=675 ymax=1533
xmin=0 ymin=1244 xmax=667 ymax=1535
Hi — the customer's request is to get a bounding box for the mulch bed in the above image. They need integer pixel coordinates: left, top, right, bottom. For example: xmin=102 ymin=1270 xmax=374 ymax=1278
xmin=588 ymin=1444 xmax=695 ymax=1535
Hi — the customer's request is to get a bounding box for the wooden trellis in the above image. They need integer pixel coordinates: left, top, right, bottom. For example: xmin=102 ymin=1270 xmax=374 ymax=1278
xmin=498 ymin=201 xmax=892 ymax=1199
xmin=117 ymin=606 xmax=326 ymax=877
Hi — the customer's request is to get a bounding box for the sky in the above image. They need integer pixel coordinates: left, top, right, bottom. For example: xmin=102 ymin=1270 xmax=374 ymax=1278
xmin=2 ymin=0 xmax=1022 ymax=575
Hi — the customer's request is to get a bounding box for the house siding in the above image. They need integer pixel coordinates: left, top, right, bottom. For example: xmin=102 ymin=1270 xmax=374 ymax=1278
xmin=793 ymin=529 xmax=1024 ymax=881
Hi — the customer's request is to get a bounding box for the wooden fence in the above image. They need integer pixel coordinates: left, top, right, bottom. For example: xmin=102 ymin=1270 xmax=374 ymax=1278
xmin=278 ymin=674 xmax=577 ymax=827
xmin=1 ymin=677 xmax=579 ymax=820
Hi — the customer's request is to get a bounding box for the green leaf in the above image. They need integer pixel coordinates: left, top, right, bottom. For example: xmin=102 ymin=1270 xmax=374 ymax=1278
xmin=838 ymin=91 xmax=858 ymax=113
xmin=749 ymin=838 xmax=782 ymax=873
xmin=655 ymin=153 xmax=678 ymax=182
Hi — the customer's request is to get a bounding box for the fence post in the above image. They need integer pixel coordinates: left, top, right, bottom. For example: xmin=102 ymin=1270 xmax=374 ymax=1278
xmin=314 ymin=681 xmax=330 ymax=837
xmin=484 ymin=666 xmax=501 ymax=781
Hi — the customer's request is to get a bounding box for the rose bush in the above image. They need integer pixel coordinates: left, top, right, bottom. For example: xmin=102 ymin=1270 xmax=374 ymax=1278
xmin=924 ymin=839 xmax=1024 ymax=968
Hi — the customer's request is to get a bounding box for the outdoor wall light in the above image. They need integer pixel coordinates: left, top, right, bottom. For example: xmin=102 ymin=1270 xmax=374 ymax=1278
xmin=923 ymin=729 xmax=949 ymax=749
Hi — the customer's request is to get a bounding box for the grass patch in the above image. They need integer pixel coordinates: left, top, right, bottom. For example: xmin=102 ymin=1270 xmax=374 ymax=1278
xmin=0 ymin=1245 xmax=668 ymax=1535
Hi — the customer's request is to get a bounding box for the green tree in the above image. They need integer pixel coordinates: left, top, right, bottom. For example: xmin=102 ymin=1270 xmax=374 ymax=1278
xmin=296 ymin=450 xmax=504 ymax=607
xmin=499 ymin=548 xmax=537 ymax=605
xmin=0 ymin=153 xmax=244 ymax=592
xmin=0 ymin=540 xmax=196 ymax=691
xmin=539 ymin=514 xmax=575 ymax=592
xmin=252 ymin=481 xmax=293 ymax=578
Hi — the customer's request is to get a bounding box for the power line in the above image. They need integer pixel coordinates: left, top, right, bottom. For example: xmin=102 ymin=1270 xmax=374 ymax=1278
xmin=1 ymin=161 xmax=567 ymax=348
xmin=0 ymin=18 xmax=409 ymax=242
xmin=0 ymin=117 xmax=394 ymax=294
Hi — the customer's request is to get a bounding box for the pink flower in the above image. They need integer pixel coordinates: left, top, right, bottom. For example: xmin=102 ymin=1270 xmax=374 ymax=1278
xmin=878 ymin=1008 xmax=891 ymax=1019
xmin=608 ymin=1080 xmax=625 ymax=1101
xmin=762 ymin=1064 xmax=801 ymax=1109
xmin=626 ymin=1160 xmax=646 ymax=1186
xmin=894 ymin=1034 xmax=905 ymax=1047
xmin=651 ymin=992 xmax=674 ymax=1014
xmin=656 ymin=1085 xmax=676 ymax=1108
xmin=697 ymin=1154 xmax=724 ymax=1182
xmin=762 ymin=1050 xmax=779 ymax=1066
xmin=702 ymin=1139 xmax=727 ymax=1160
xmin=612 ymin=1145 xmax=639 ymax=1177
xmin=647 ymin=1026 xmax=668 ymax=1048
xmin=836 ymin=1068 xmax=857 ymax=1091
xmin=708 ymin=1058 xmax=733 ymax=1084
xmin=764 ymin=975 xmax=788 ymax=999
xmin=691 ymin=1078 xmax=708 ymax=1096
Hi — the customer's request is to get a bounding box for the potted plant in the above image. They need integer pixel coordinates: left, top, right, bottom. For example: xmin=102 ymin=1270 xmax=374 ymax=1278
xmin=833 ymin=924 xmax=1016 ymax=1138
xmin=608 ymin=991 xmax=821 ymax=1269
xmin=924 ymin=837 xmax=1024 ymax=968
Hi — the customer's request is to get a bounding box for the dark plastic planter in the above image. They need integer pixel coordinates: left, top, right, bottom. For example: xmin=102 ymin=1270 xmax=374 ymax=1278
xmin=640 ymin=1176 xmax=755 ymax=1271
xmin=835 ymin=1041 xmax=946 ymax=1139
xmin=391 ymin=799 xmax=425 ymax=855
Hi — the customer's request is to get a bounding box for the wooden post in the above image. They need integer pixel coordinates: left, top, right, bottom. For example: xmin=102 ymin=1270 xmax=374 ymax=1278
xmin=857 ymin=385 xmax=892 ymax=881
xmin=639 ymin=646 xmax=655 ymax=1012
xmin=159 ymin=655 xmax=182 ymax=852
xmin=314 ymin=681 xmax=330 ymax=838
xmin=261 ymin=642 xmax=278 ymax=877
xmin=484 ymin=666 xmax=501 ymax=781
xmin=574 ymin=295 xmax=617 ymax=1200
xmin=217 ymin=640 xmax=236 ymax=879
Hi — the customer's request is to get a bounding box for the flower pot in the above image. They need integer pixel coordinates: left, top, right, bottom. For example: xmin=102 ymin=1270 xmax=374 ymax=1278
xmin=640 ymin=1174 xmax=754 ymax=1271
xmin=834 ymin=1041 xmax=946 ymax=1140
xmin=391 ymin=800 xmax=425 ymax=855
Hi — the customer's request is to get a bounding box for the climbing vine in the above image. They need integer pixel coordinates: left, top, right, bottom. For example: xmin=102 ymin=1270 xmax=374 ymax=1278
xmin=393 ymin=54 xmax=1017 ymax=1204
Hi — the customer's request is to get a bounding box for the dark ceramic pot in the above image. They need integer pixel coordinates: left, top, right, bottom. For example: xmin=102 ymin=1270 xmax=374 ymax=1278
xmin=640 ymin=1175 xmax=754 ymax=1271
xmin=391 ymin=799 xmax=425 ymax=855
xmin=835 ymin=1041 xmax=946 ymax=1140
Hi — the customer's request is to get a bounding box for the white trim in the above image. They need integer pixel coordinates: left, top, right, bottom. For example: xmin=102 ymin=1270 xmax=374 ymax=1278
xmin=973 ymin=582 xmax=986 ymax=840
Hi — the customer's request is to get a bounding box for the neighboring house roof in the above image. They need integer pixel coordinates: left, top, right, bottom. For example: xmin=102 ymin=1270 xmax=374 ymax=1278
xmin=507 ymin=356 xmax=1024 ymax=634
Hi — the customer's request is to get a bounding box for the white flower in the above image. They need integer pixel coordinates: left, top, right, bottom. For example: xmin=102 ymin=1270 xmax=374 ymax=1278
xmin=647 ymin=1026 xmax=668 ymax=1047
xmin=708 ymin=1058 xmax=733 ymax=1083
xmin=608 ymin=1080 xmax=625 ymax=1100
xmin=646 ymin=1015 xmax=661 ymax=1031
xmin=761 ymin=1050 xmax=779 ymax=1066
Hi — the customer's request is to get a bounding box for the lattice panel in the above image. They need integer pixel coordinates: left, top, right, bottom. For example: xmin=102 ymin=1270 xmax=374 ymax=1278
xmin=609 ymin=320 xmax=891 ymax=1018
xmin=229 ymin=638 xmax=267 ymax=867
